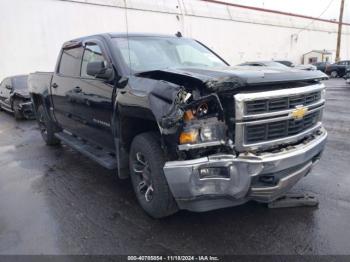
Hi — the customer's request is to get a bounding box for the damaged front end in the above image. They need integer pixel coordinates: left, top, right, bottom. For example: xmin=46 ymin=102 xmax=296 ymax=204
xmin=140 ymin=68 xmax=327 ymax=212
xmin=144 ymin=69 xmax=242 ymax=157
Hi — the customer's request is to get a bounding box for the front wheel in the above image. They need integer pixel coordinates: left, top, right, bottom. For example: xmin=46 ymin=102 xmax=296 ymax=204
xmin=36 ymin=105 xmax=60 ymax=146
xmin=129 ymin=132 xmax=178 ymax=218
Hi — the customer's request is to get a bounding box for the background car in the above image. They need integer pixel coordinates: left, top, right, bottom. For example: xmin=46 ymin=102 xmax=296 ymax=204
xmin=313 ymin=62 xmax=331 ymax=73
xmin=0 ymin=75 xmax=34 ymax=119
xmin=275 ymin=60 xmax=317 ymax=71
xmin=325 ymin=60 xmax=350 ymax=78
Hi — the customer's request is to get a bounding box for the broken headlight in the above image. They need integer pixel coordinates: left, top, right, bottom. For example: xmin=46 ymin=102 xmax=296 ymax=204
xmin=179 ymin=118 xmax=227 ymax=146
xmin=200 ymin=124 xmax=225 ymax=142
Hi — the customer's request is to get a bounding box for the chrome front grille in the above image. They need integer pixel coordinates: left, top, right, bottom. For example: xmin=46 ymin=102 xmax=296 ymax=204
xmin=234 ymin=83 xmax=326 ymax=151
xmin=245 ymin=110 xmax=321 ymax=143
xmin=245 ymin=91 xmax=321 ymax=115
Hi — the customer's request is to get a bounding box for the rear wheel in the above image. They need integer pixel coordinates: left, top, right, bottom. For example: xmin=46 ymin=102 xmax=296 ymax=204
xmin=331 ymin=70 xmax=338 ymax=78
xmin=13 ymin=99 xmax=24 ymax=120
xmin=36 ymin=105 xmax=60 ymax=146
xmin=129 ymin=132 xmax=178 ymax=218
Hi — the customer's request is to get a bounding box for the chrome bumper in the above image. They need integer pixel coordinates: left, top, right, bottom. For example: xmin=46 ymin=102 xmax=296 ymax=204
xmin=163 ymin=128 xmax=327 ymax=212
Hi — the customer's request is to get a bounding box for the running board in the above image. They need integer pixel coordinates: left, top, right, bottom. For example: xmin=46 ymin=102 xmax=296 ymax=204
xmin=54 ymin=131 xmax=117 ymax=170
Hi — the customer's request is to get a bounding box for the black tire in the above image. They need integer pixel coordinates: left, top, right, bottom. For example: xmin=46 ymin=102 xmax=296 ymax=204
xmin=13 ymin=99 xmax=24 ymax=120
xmin=331 ymin=70 xmax=338 ymax=78
xmin=36 ymin=105 xmax=60 ymax=146
xmin=129 ymin=132 xmax=178 ymax=218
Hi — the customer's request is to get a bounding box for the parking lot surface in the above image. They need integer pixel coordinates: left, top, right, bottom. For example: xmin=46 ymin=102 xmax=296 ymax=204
xmin=0 ymin=79 xmax=350 ymax=255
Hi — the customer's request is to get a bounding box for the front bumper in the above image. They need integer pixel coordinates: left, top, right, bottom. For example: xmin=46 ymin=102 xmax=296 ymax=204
xmin=163 ymin=128 xmax=327 ymax=212
xmin=18 ymin=101 xmax=35 ymax=119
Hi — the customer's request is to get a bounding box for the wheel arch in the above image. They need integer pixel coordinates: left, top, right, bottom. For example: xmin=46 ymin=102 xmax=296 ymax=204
xmin=113 ymin=111 xmax=164 ymax=179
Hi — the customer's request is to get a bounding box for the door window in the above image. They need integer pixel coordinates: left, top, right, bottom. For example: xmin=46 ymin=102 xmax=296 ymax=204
xmin=81 ymin=43 xmax=107 ymax=79
xmin=58 ymin=46 xmax=84 ymax=77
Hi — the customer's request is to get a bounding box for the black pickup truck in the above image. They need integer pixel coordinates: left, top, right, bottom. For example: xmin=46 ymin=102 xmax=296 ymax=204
xmin=29 ymin=33 xmax=328 ymax=218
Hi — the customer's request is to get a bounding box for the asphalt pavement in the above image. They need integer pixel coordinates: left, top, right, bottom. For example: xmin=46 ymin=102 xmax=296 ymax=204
xmin=0 ymin=79 xmax=349 ymax=255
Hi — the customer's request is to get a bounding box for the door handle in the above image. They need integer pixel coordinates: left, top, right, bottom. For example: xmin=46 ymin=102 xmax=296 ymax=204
xmin=52 ymin=83 xmax=58 ymax=89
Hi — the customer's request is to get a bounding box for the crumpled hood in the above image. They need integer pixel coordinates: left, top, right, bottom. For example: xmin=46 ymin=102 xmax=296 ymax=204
xmin=137 ymin=65 xmax=328 ymax=131
xmin=152 ymin=66 xmax=328 ymax=87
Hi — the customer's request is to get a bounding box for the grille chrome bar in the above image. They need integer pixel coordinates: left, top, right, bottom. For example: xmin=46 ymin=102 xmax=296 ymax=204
xmin=245 ymin=111 xmax=321 ymax=143
xmin=235 ymin=83 xmax=326 ymax=121
xmin=242 ymin=105 xmax=324 ymax=126
xmin=245 ymin=91 xmax=321 ymax=115
xmin=234 ymin=83 xmax=325 ymax=152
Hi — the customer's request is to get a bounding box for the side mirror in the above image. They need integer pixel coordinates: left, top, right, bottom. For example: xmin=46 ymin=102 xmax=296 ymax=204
xmin=86 ymin=61 xmax=114 ymax=80
xmin=5 ymin=85 xmax=12 ymax=90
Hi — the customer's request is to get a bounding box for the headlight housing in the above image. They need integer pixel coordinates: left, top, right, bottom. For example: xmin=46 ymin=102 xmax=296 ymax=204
xmin=179 ymin=117 xmax=227 ymax=148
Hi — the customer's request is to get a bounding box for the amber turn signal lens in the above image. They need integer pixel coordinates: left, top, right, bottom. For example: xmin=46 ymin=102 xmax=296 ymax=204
xmin=179 ymin=130 xmax=198 ymax=144
xmin=183 ymin=110 xmax=195 ymax=121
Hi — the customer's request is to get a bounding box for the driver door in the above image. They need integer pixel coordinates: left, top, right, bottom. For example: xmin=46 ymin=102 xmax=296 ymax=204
xmin=77 ymin=41 xmax=115 ymax=150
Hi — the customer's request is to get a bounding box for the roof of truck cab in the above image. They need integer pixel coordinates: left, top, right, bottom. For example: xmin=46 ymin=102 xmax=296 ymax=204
xmin=108 ymin=32 xmax=183 ymax=38
xmin=70 ymin=32 xmax=183 ymax=41
xmin=64 ymin=33 xmax=186 ymax=48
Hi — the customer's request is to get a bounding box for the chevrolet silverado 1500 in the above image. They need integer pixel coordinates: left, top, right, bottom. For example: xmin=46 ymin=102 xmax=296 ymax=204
xmin=28 ymin=33 xmax=328 ymax=218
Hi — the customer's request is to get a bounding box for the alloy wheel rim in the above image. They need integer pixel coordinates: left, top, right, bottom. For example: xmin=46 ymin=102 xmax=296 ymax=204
xmin=132 ymin=152 xmax=154 ymax=202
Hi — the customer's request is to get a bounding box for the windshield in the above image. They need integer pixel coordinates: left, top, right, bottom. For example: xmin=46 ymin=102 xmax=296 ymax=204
xmin=12 ymin=76 xmax=28 ymax=90
xmin=112 ymin=37 xmax=227 ymax=72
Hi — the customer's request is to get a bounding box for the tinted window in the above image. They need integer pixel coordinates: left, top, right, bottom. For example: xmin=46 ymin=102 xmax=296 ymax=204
xmin=276 ymin=61 xmax=293 ymax=67
xmin=58 ymin=47 xmax=84 ymax=77
xmin=264 ymin=61 xmax=289 ymax=68
xmin=81 ymin=43 xmax=106 ymax=79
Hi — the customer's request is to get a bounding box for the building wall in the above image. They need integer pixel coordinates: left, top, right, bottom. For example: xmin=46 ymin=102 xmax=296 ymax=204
xmin=0 ymin=0 xmax=349 ymax=80
xmin=303 ymin=52 xmax=332 ymax=64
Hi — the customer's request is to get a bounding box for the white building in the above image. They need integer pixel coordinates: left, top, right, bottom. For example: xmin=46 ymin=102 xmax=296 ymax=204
xmin=0 ymin=0 xmax=349 ymax=80
xmin=303 ymin=50 xmax=333 ymax=64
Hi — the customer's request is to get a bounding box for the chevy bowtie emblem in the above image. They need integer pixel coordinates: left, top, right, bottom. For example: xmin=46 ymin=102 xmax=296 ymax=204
xmin=291 ymin=105 xmax=308 ymax=120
